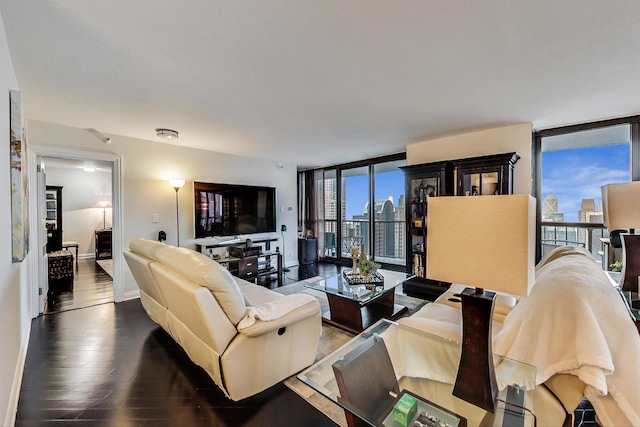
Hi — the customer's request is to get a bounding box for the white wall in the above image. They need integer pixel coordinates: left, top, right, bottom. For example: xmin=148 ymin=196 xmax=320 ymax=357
xmin=45 ymin=167 xmax=112 ymax=257
xmin=0 ymin=11 xmax=30 ymax=427
xmin=26 ymin=120 xmax=299 ymax=298
xmin=406 ymin=123 xmax=533 ymax=194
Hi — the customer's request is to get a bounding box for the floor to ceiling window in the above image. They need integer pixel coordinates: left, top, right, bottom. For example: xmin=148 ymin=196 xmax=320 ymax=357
xmin=322 ymin=169 xmax=337 ymax=257
xmin=373 ymin=159 xmax=406 ymax=265
xmin=342 ymin=166 xmax=370 ymax=258
xmin=535 ymin=118 xmax=639 ymax=264
xmin=313 ymin=153 xmax=406 ymax=269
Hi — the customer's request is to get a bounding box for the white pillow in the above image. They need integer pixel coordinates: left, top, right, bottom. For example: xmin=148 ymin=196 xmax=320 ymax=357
xmin=154 ymin=245 xmax=246 ymax=324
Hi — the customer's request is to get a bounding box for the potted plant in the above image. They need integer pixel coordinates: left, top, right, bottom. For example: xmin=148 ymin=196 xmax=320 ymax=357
xmin=358 ymin=258 xmax=381 ymax=277
xmin=610 ymin=260 xmax=623 ymax=272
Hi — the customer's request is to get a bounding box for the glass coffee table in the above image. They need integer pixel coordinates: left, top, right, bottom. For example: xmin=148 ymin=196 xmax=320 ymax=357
xmin=303 ymin=270 xmax=414 ymax=334
xmin=298 ymin=319 xmax=537 ymax=427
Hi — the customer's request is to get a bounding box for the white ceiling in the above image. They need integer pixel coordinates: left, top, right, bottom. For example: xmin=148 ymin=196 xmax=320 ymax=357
xmin=2 ymin=1 xmax=640 ymax=169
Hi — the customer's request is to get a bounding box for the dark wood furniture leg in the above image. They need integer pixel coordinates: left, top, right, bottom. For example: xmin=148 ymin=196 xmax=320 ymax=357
xmin=323 ymin=291 xmax=408 ymax=334
xmin=621 ymin=234 xmax=640 ymax=292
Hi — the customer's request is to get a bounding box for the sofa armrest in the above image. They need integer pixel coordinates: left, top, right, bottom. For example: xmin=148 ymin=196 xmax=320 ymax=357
xmin=237 ymin=296 xmax=320 ymax=337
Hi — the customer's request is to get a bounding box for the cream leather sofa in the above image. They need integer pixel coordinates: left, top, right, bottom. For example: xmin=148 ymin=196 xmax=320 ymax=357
xmin=124 ymin=238 xmax=322 ymax=401
xmin=398 ymin=246 xmax=640 ymax=427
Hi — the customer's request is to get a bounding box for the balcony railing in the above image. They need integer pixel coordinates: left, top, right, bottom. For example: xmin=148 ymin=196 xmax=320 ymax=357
xmin=322 ymin=219 xmax=406 ymax=266
xmin=541 ymin=221 xmax=608 ymax=266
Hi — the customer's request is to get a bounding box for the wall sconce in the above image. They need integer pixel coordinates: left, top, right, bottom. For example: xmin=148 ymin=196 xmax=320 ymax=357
xmin=170 ymin=179 xmax=185 ymax=246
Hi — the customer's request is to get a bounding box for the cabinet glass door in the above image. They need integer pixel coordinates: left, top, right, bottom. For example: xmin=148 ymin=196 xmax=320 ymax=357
xmin=460 ymin=171 xmax=499 ymax=196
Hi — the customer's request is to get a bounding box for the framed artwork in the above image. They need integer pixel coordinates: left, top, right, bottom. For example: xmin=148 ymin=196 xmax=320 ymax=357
xmin=10 ymin=89 xmax=29 ymax=263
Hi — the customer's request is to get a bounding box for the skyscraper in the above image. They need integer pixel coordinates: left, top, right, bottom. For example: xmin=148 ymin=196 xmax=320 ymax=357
xmin=578 ymin=199 xmax=596 ymax=223
xmin=542 ymin=194 xmax=564 ymax=222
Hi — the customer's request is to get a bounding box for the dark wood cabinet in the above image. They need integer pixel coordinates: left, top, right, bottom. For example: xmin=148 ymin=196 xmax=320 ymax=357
xmin=95 ymin=229 xmax=112 ymax=260
xmin=453 ymin=152 xmax=520 ymax=196
xmin=236 ymin=256 xmax=259 ymax=280
xmin=46 ymin=186 xmax=63 ymax=252
xmin=400 ymin=153 xmax=519 ymax=300
xmin=400 ymin=161 xmax=454 ymax=300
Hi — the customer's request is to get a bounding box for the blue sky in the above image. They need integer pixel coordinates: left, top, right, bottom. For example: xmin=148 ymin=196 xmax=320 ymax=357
xmin=344 ymin=170 xmax=404 ymax=219
xmin=542 ymin=144 xmax=629 ymax=222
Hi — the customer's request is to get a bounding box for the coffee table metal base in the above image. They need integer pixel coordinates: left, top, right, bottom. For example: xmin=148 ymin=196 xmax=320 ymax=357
xmin=322 ymin=291 xmax=408 ymax=334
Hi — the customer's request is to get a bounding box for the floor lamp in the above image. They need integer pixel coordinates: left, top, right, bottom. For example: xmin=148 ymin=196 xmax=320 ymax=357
xmin=169 ymin=179 xmax=185 ymax=247
xmin=281 ymin=224 xmax=290 ymax=273
xmin=425 ymin=195 xmax=536 ymax=412
xmin=602 ymin=182 xmax=640 ymax=292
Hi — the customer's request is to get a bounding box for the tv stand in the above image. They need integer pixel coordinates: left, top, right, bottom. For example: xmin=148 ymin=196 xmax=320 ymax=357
xmin=195 ymin=238 xmax=283 ymax=286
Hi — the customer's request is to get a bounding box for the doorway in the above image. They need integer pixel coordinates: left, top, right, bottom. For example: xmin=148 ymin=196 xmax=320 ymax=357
xmin=41 ymin=157 xmax=114 ymax=314
xmin=28 ymin=145 xmax=123 ymax=318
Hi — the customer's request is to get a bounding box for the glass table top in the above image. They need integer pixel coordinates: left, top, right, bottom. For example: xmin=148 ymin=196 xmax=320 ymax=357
xmin=302 ymin=270 xmax=414 ymax=305
xmin=298 ymin=319 xmax=537 ymax=427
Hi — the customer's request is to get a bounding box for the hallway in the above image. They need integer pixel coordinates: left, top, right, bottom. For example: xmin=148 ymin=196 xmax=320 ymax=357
xmin=45 ymin=258 xmax=113 ymax=314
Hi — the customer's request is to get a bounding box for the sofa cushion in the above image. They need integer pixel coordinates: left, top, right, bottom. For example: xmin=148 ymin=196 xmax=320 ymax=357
xmin=129 ymin=238 xmax=165 ymax=260
xmin=155 ymin=245 xmax=246 ymax=325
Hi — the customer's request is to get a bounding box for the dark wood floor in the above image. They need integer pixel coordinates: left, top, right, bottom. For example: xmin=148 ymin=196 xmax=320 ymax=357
xmin=16 ymin=262 xmax=342 ymax=427
xmin=45 ymin=258 xmax=114 ymax=314
xmin=26 ymin=260 xmax=597 ymax=427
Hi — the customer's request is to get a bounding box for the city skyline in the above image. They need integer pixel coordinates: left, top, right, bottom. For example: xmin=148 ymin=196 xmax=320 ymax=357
xmin=344 ymin=170 xmax=405 ymax=219
xmin=542 ymin=143 xmax=629 ymax=222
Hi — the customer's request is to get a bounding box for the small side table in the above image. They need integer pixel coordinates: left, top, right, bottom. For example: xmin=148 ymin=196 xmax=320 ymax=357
xmin=95 ymin=229 xmax=112 ymax=260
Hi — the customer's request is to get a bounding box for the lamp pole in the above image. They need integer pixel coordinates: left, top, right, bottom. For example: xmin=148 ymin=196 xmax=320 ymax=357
xmin=281 ymin=224 xmax=290 ymax=273
xmin=169 ymin=180 xmax=185 ymax=247
xmin=174 ymin=188 xmax=180 ymax=246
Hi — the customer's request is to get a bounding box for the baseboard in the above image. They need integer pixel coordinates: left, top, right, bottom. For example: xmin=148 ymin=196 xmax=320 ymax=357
xmin=122 ymin=289 xmax=141 ymax=302
xmin=5 ymin=324 xmax=30 ymax=427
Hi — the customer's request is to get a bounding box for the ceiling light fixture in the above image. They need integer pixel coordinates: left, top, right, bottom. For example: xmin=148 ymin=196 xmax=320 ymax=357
xmin=156 ymin=128 xmax=179 ymax=139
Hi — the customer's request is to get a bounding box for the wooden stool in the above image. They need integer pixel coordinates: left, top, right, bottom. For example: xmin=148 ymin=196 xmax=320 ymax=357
xmin=62 ymin=241 xmax=79 ymax=265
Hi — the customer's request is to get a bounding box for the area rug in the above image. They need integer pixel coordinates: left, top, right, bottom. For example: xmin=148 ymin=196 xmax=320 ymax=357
xmin=273 ymin=277 xmax=428 ymax=427
xmin=96 ymin=259 xmax=113 ymax=278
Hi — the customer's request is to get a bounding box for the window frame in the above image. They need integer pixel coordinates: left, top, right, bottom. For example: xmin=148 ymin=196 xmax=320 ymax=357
xmin=533 ymin=115 xmax=640 ymax=261
xmin=317 ymin=152 xmax=407 ymax=270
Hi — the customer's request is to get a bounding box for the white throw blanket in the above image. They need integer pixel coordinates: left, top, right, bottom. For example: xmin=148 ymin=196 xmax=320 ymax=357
xmin=237 ymin=294 xmax=313 ymax=330
xmin=494 ymin=249 xmax=640 ymax=426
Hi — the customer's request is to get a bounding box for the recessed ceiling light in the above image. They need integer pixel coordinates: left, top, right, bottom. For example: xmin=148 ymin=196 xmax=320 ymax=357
xmin=155 ymin=128 xmax=179 ymax=139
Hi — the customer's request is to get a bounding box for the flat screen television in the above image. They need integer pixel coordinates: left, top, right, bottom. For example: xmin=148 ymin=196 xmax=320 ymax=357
xmin=194 ymin=181 xmax=276 ymax=238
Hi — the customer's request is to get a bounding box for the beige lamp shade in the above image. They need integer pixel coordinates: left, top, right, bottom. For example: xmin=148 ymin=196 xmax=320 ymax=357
xmin=601 ymin=182 xmax=640 ymax=230
xmin=93 ymin=200 xmax=112 ymax=209
xmin=426 ymin=194 xmax=536 ymax=297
